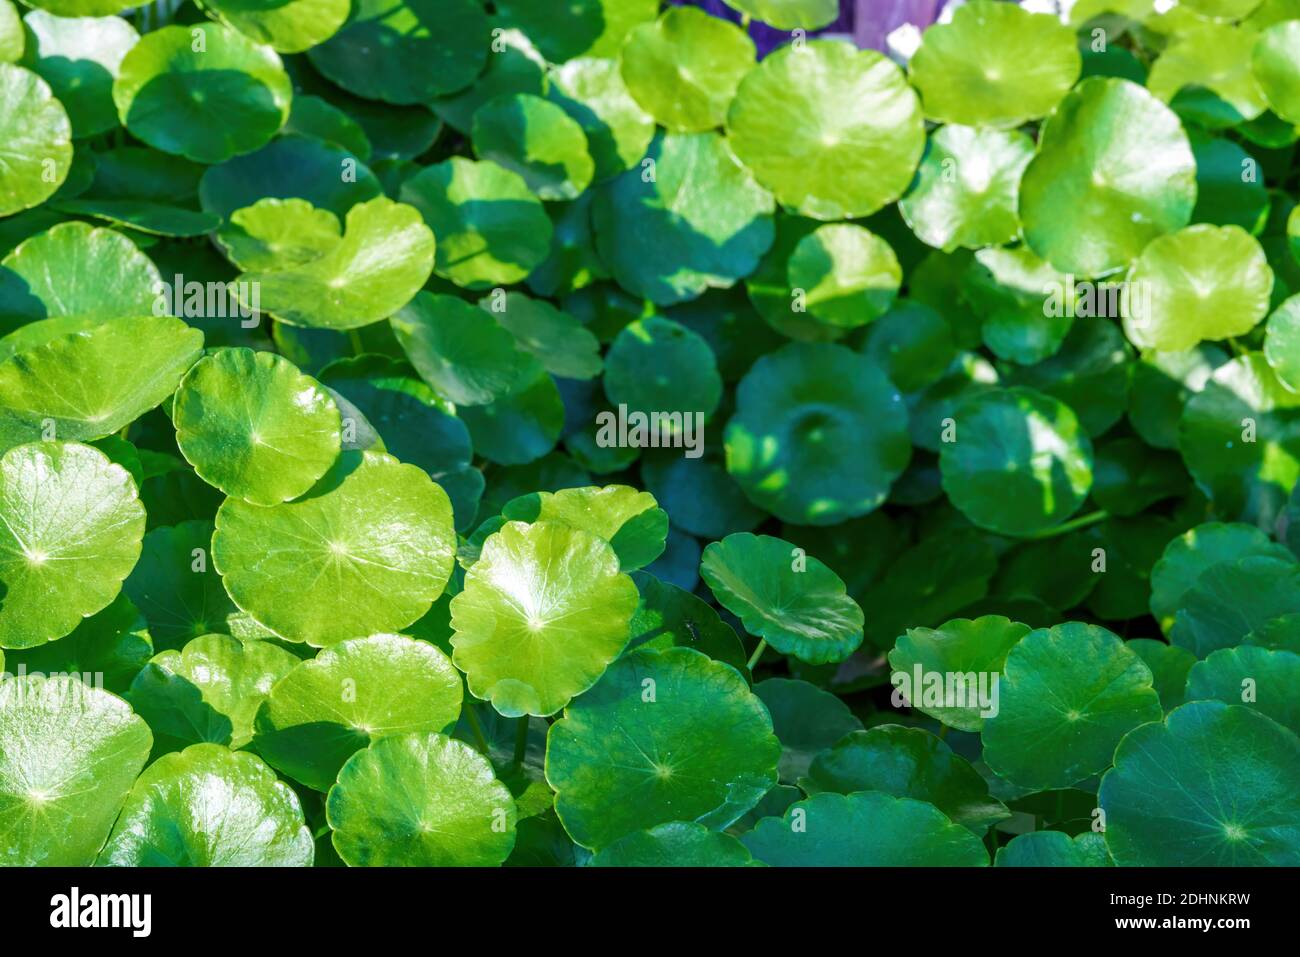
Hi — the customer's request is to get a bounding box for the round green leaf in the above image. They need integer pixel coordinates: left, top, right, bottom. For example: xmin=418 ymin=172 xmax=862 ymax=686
xmin=940 ymin=387 xmax=1093 ymax=537
xmin=98 ymin=743 xmax=312 ymax=866
xmin=1148 ymin=22 xmax=1269 ymax=127
xmin=592 ymin=131 xmax=774 ymax=305
xmin=471 ymin=93 xmax=593 ymax=202
xmin=1264 ymin=294 xmax=1300 ymax=391
xmin=392 ymin=292 xmax=537 ymax=407
xmin=123 ymin=520 xmax=240 ymax=651
xmin=800 ymin=726 xmax=1010 ymax=834
xmin=174 ymin=348 xmax=341 ymax=506
xmin=500 ymin=485 xmax=667 ymax=571
xmin=982 ymin=622 xmax=1162 ymax=790
xmin=240 ymin=197 xmax=434 ymax=330
xmin=0 ymin=63 xmax=71 ymax=217
xmin=1100 ymin=700 xmax=1300 ymax=865
xmin=214 ymin=197 xmax=342 ymax=273
xmin=726 ymin=40 xmax=923 ymax=221
xmin=546 ymin=56 xmax=655 ymax=181
xmin=753 ymin=677 xmax=863 ymax=782
xmin=401 ymin=157 xmax=552 ymax=290
xmin=450 ymin=520 xmax=639 ymax=717
xmin=0 ymin=315 xmax=202 ymax=451
xmin=546 ymin=646 xmax=780 ymax=850
xmin=113 ymin=24 xmax=292 ymax=164
xmin=604 ymin=316 xmax=722 ymax=428
xmin=2 ymin=593 xmax=151 ymax=694
xmin=21 ymin=10 xmax=138 ymax=138
xmin=328 ymin=731 xmax=515 ymax=866
xmin=0 ymin=442 xmax=145 ymax=649
xmin=0 ymin=221 xmax=159 ymax=329
xmin=1186 ymin=645 xmax=1300 ymax=735
xmin=591 ymin=821 xmax=758 ymax=867
xmin=0 ymin=673 xmax=151 ymax=865
xmin=620 ymin=7 xmax=755 ymax=134
xmin=899 ymin=125 xmax=1034 ymax=252
xmin=198 ymin=0 xmax=350 ymax=54
xmin=1179 ymin=353 xmax=1300 ymax=526
xmin=126 ymin=632 xmax=298 ymax=754
xmin=198 ymin=135 xmax=382 ymax=221
xmin=1019 ymin=77 xmax=1196 ymax=276
xmin=1150 ymin=521 xmax=1294 ymax=632
xmin=213 ymin=450 xmax=456 ymax=646
xmin=726 ymin=342 xmax=911 ymax=525
xmin=995 ymin=831 xmax=1112 ymax=867
xmin=307 ymin=0 xmax=489 ymax=105
xmin=1124 ymin=225 xmax=1273 ymax=351
xmin=785 ymin=224 xmax=901 ymax=329
xmin=1170 ymin=555 xmax=1300 ymax=658
xmin=1253 ymin=21 xmax=1300 ymax=125
xmin=253 ymin=633 xmax=463 ymax=791
xmin=700 ymin=532 xmax=864 ymax=665
xmin=888 ymin=616 xmax=1032 ymax=732
xmin=741 ymin=791 xmax=989 ymax=867
xmin=908 ymin=0 xmax=1081 ymax=128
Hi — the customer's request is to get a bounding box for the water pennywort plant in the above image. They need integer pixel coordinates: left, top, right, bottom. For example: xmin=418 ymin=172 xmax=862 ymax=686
xmin=0 ymin=0 xmax=1299 ymax=870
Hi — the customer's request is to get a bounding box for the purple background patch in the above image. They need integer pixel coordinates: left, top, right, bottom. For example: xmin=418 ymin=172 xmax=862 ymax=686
xmin=669 ymin=0 xmax=951 ymax=54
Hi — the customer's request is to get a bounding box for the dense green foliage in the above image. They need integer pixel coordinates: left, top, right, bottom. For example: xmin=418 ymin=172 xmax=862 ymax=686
xmin=1 ymin=0 xmax=1300 ymax=868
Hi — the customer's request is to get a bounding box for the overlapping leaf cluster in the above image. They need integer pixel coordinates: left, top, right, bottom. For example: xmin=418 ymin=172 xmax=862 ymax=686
xmin=1 ymin=0 xmax=1299 ymax=867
